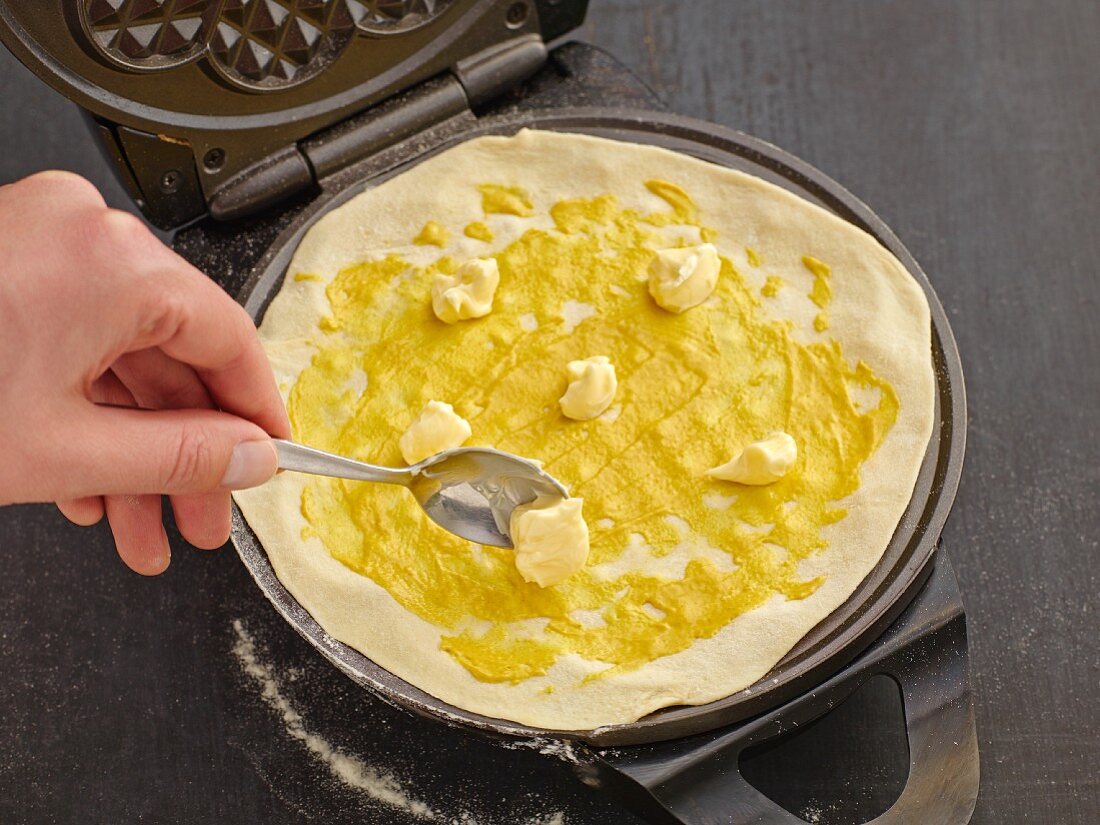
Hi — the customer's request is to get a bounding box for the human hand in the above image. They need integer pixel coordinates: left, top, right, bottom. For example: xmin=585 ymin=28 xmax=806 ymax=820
xmin=0 ymin=171 xmax=290 ymax=575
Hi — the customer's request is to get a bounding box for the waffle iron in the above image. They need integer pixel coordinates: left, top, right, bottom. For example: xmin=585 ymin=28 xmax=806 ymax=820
xmin=0 ymin=2 xmax=980 ymax=822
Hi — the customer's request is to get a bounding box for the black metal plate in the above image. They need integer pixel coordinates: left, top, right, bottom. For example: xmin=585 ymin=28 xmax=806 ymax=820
xmin=0 ymin=1 xmax=588 ymax=200
xmin=230 ymin=107 xmax=966 ymax=748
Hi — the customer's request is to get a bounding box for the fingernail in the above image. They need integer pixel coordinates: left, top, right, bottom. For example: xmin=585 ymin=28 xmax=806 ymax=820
xmin=221 ymin=440 xmax=277 ymax=490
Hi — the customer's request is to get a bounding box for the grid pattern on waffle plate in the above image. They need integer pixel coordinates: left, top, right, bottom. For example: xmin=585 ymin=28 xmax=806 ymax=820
xmin=354 ymin=0 xmax=451 ymax=32
xmin=207 ymin=0 xmax=356 ymax=89
xmin=79 ymin=0 xmax=457 ymax=90
xmin=82 ymin=0 xmax=217 ymax=69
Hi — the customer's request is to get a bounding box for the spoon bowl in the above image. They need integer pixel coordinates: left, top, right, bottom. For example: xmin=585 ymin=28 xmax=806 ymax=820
xmin=272 ymin=440 xmax=567 ymax=547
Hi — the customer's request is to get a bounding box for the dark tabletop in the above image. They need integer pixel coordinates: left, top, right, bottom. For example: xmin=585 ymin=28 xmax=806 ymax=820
xmin=1 ymin=2 xmax=1098 ymax=824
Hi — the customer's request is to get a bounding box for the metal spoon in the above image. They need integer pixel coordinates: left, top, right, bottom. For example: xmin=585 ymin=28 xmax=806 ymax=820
xmin=272 ymin=439 xmax=567 ymax=548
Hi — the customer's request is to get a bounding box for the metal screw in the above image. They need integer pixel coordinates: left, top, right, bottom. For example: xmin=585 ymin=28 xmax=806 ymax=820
xmin=159 ymin=169 xmax=182 ymax=194
xmin=505 ymin=1 xmax=528 ymax=27
xmin=203 ymin=147 xmax=226 ymax=171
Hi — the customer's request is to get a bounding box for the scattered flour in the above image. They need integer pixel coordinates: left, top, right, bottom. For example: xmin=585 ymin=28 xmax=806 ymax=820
xmin=231 ymin=620 xmax=439 ymax=821
xmin=502 ymin=737 xmax=584 ymax=765
xmin=232 ymin=621 xmax=568 ymax=825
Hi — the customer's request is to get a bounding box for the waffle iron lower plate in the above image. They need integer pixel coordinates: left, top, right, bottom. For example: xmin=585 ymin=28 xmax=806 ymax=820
xmin=177 ymin=49 xmax=977 ymax=825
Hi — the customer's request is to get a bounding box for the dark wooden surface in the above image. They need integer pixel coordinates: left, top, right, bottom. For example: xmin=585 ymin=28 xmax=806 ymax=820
xmin=1 ymin=2 xmax=1097 ymax=823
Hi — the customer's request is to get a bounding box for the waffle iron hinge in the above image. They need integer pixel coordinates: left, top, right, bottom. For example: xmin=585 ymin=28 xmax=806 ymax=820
xmin=206 ymin=34 xmax=548 ymax=224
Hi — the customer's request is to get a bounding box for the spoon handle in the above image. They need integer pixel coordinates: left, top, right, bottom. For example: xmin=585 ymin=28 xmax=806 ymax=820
xmin=273 ymin=439 xmax=414 ymax=486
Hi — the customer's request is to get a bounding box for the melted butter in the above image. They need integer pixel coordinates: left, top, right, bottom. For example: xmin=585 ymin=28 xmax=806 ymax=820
xmin=747 ymin=247 xmax=763 ymax=267
xmin=289 ymin=184 xmax=899 ymax=685
xmin=464 ymin=221 xmax=494 ymax=242
xmin=479 ymin=184 xmax=533 ymax=216
xmin=414 ymin=221 xmax=449 ymax=247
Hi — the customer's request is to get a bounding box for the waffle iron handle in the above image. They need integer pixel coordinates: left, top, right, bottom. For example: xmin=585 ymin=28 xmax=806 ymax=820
xmin=581 ymin=556 xmax=980 ymax=825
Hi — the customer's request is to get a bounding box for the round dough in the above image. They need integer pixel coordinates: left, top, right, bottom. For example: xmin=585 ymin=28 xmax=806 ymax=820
xmin=234 ymin=130 xmax=934 ymax=730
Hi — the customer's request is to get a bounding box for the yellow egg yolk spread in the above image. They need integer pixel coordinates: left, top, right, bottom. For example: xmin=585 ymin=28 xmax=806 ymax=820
xmin=413 ymin=220 xmax=449 ymax=247
xmin=464 ymin=221 xmax=494 ymax=242
xmin=288 ymin=180 xmax=899 ymax=685
xmin=803 ymin=255 xmax=833 ymax=332
xmin=761 ymin=274 xmax=785 ymax=297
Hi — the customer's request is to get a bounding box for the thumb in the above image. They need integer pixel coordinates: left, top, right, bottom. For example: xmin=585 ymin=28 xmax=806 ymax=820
xmin=63 ymin=406 xmax=279 ymax=498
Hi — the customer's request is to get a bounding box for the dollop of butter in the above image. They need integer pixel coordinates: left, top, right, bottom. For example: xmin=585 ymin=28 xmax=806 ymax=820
xmin=647 ymin=243 xmax=720 ymax=313
xmin=398 ymin=401 xmax=472 ymax=464
xmin=559 ymin=356 xmax=617 ymax=420
xmin=509 ymin=496 xmax=590 ymax=587
xmin=706 ymin=432 xmax=798 ymax=485
xmin=431 ymin=258 xmax=499 ymax=324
